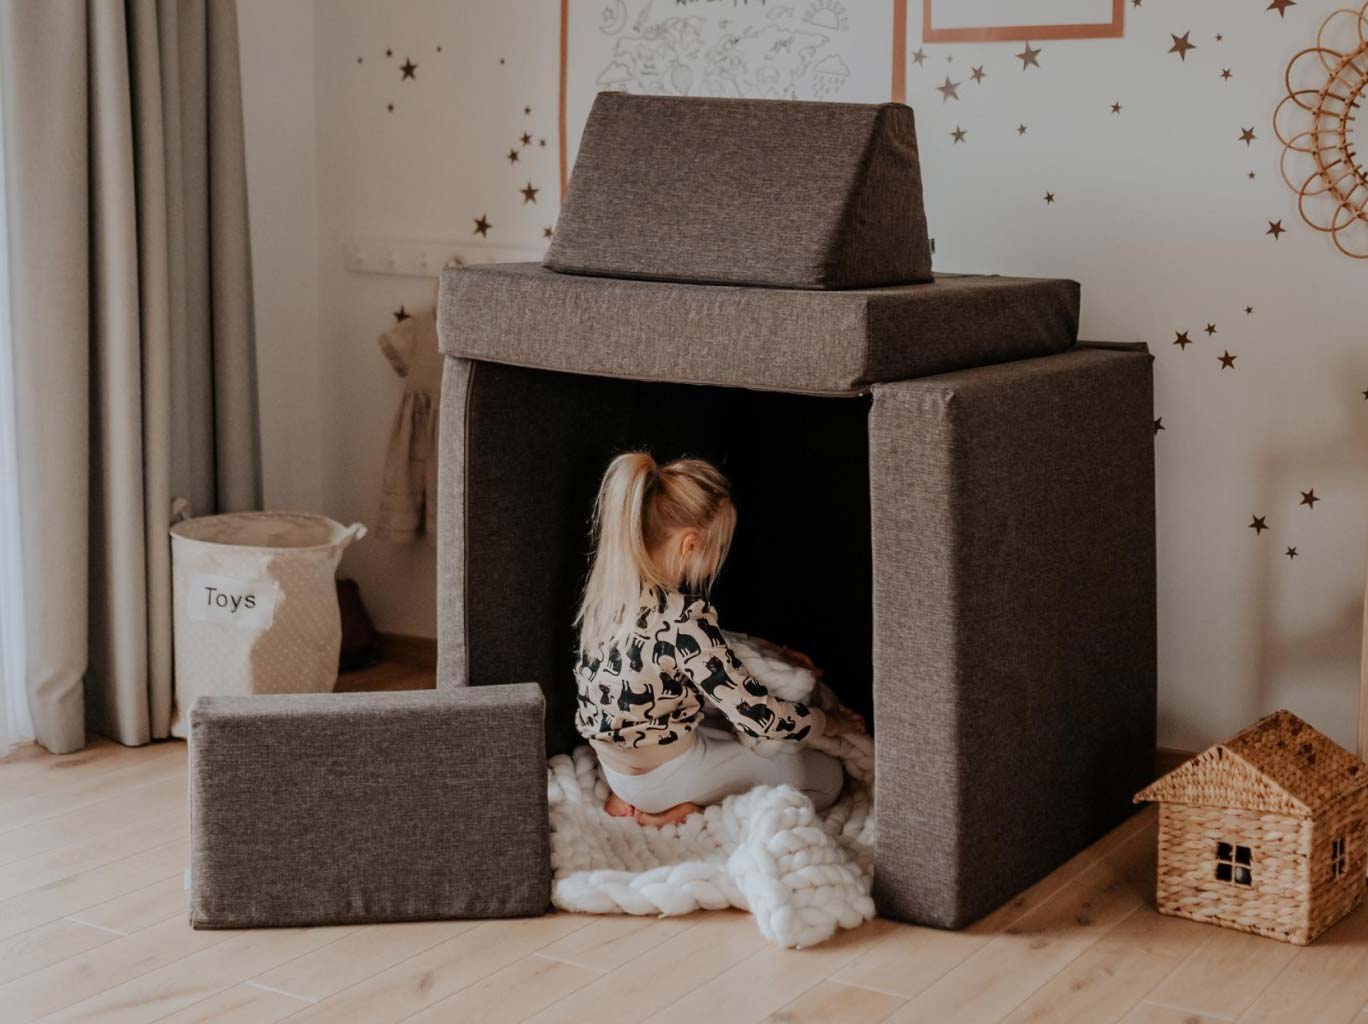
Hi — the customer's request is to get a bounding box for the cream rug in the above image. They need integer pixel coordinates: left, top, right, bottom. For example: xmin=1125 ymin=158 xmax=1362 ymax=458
xmin=547 ymin=634 xmax=877 ymax=949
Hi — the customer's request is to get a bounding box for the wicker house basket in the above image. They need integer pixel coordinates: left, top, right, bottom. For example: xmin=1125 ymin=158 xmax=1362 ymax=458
xmin=1135 ymin=710 xmax=1368 ymax=945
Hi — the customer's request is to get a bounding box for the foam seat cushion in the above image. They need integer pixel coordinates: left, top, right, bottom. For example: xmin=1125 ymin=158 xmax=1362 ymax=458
xmin=439 ymin=263 xmax=1080 ymax=394
xmin=545 ymin=93 xmax=933 ymax=289
xmin=188 ymin=686 xmax=550 ymax=928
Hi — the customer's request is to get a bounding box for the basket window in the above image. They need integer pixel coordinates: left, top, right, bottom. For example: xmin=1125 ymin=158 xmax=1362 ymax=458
xmin=1216 ymin=842 xmax=1253 ymax=886
xmin=1331 ymin=836 xmax=1348 ymax=880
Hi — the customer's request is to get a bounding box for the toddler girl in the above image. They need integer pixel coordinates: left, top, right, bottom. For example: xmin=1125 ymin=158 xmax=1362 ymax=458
xmin=574 ymin=451 xmax=863 ymax=826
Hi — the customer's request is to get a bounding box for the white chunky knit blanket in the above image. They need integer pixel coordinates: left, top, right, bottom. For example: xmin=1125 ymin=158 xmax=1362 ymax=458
xmin=547 ymin=634 xmax=877 ymax=949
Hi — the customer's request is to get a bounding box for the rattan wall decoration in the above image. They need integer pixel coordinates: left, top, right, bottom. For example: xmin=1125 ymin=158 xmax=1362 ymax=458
xmin=1274 ymin=2 xmax=1368 ymax=258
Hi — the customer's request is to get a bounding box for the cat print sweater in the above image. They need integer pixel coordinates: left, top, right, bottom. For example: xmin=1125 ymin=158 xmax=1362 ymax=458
xmin=575 ymin=587 xmax=824 ymax=767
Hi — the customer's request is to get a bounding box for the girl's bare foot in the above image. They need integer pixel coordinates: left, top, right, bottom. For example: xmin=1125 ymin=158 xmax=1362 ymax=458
xmin=635 ymin=802 xmax=702 ymax=827
xmin=604 ymin=792 xmax=637 ymax=817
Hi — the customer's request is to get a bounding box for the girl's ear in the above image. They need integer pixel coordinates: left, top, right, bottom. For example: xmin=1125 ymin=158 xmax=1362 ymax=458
xmin=678 ymin=528 xmax=701 ymax=558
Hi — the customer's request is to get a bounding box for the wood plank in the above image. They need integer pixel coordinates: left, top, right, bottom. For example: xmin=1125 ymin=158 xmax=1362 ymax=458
xmin=525 ymin=912 xmax=770 ymax=1024
xmin=1119 ymin=1004 xmax=1231 ymax=1024
xmin=0 ymin=919 xmax=115 ymax=986
xmin=1237 ymin=903 xmax=1368 ymax=1024
xmin=286 ymin=914 xmax=592 ymax=1024
xmin=153 ymin=984 xmax=308 ymax=1024
xmin=251 ymin=919 xmax=476 ymax=1002
xmin=0 ymin=743 xmax=184 ymax=834
xmin=1093 ymin=905 xmax=1214 ymax=962
xmin=0 ymin=739 xmax=137 ymax=790
xmin=999 ymin=947 xmax=1181 ymax=1024
xmin=642 ymin=918 xmax=900 ymax=1024
xmin=1145 ymin=926 xmax=1297 ymax=1020
xmin=0 ymin=839 xmax=187 ymax=942
xmin=884 ymin=833 xmax=1151 ymax=1024
xmin=404 ymin=954 xmax=602 ymax=1024
xmin=0 ymin=916 xmax=231 ymax=1023
xmin=37 ymin=924 xmax=357 ymax=1024
xmin=767 ymin=980 xmax=906 ymax=1023
xmin=70 ymin=875 xmax=188 ymax=934
xmin=0 ymin=808 xmax=185 ymax=901
xmin=538 ymin=914 xmax=696 ymax=972
xmin=0 ymin=775 xmax=186 ymax=867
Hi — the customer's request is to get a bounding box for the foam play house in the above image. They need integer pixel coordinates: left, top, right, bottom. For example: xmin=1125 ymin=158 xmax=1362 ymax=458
xmin=189 ymin=94 xmax=1157 ymax=932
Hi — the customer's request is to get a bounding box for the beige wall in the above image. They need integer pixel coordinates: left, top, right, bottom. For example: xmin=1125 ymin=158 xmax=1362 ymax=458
xmin=238 ymin=0 xmax=1368 ymax=751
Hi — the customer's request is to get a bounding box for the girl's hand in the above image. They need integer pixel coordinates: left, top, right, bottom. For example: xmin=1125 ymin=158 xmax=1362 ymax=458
xmin=823 ymin=706 xmax=866 ymax=738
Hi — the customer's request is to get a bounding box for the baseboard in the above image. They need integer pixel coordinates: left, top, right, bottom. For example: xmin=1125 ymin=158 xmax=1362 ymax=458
xmin=1154 ymin=746 xmax=1195 ymax=779
xmin=377 ymin=632 xmax=438 ymax=670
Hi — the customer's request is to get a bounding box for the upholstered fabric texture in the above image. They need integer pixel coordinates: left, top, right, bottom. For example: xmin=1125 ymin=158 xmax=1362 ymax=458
xmin=188 ymin=686 xmax=550 ymax=928
xmin=545 ymin=93 xmax=932 ymax=289
xmin=868 ymin=345 xmax=1157 ymax=928
xmin=438 ymin=263 xmax=1079 ymax=395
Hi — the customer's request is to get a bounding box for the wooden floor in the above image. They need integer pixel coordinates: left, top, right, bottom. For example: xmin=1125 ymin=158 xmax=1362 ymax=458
xmin=4 ymin=691 xmax=1368 ymax=1023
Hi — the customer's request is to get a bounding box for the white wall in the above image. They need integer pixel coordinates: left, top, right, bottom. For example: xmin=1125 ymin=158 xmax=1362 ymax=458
xmin=239 ymin=0 xmax=1368 ymax=751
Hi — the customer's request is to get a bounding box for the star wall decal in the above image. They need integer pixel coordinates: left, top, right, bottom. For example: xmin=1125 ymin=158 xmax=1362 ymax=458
xmin=521 ymin=181 xmax=540 ymax=203
xmin=1299 ymin=488 xmax=1320 ymax=508
xmin=1221 ymin=68 xmax=1233 ymax=80
xmin=1205 ymin=323 xmax=1217 ymax=335
xmin=1248 ymin=171 xmax=1257 ymax=179
xmin=507 ymin=148 xmax=520 ymax=164
xmin=1246 ymin=306 xmax=1254 ymax=314
xmin=473 ymin=215 xmax=491 ymax=237
xmin=386 ymin=103 xmax=394 ymax=113
xmin=1219 ymin=350 xmax=1237 ymax=369
xmin=539 ymin=138 xmax=547 ymax=147
xmin=392 ymin=305 xmax=410 ymax=323
xmin=1286 ymin=546 xmax=1298 ymax=558
xmin=386 ymin=48 xmax=393 ymax=58
xmin=971 ymin=66 xmax=986 ymax=83
xmin=1239 ymin=127 xmax=1256 ymax=146
xmin=950 ymin=126 xmax=967 ymax=143
xmin=1133 ymin=0 xmax=1142 ymax=6
xmin=937 ymin=77 xmax=961 ymax=101
xmin=543 ymin=226 xmax=554 ymax=239
xmin=520 ymin=132 xmax=532 ymax=146
xmin=1215 ymin=33 xmax=1223 ymax=41
xmin=1267 ymin=219 xmax=1285 ymax=239
xmin=1250 ymin=515 xmax=1269 ymax=534
xmin=1017 ymin=123 xmax=1029 ymax=135
xmin=912 ymin=48 xmax=928 ymax=66
xmin=1267 ymin=0 xmax=1296 ymax=16
xmin=1111 ymin=101 xmax=1123 ymax=113
xmin=1044 ymin=192 xmax=1056 ymax=204
xmin=524 ymin=105 xmax=532 ymax=115
xmin=400 ymin=58 xmax=417 ymax=80
xmin=1169 ymin=32 xmax=1197 ymax=60
xmin=1361 ymin=387 xmax=1368 ymax=399
xmin=1173 ymin=330 xmax=1193 ymax=349
xmin=1016 ymin=43 xmax=1042 ymax=69
xmin=1154 ymin=417 xmax=1165 ymax=433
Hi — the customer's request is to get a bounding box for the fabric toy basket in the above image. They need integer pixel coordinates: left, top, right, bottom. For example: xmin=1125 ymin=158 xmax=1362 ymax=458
xmin=168 ymin=509 xmax=366 ymax=737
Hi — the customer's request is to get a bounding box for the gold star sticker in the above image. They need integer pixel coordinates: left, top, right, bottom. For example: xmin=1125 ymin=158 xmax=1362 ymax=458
xmin=1016 ymin=42 xmax=1042 ymax=69
xmin=392 ymin=305 xmax=410 ymax=323
xmin=507 ymin=148 xmax=520 ymax=164
xmin=1267 ymin=219 xmax=1285 ymax=239
xmin=1154 ymin=417 xmax=1165 ymax=433
xmin=937 ymin=76 xmax=961 ymax=101
xmin=520 ymin=132 xmax=532 ymax=147
xmin=1044 ymin=192 xmax=1055 ymax=204
xmin=1299 ymin=489 xmax=1320 ymax=508
xmin=542 ymin=226 xmax=554 ymax=239
xmin=970 ymin=66 xmax=986 ymax=83
xmin=1220 ymin=68 xmax=1232 ymax=80
xmin=1267 ymin=0 xmax=1296 ymax=17
xmin=1168 ymin=31 xmax=1196 ymax=60
xmin=1110 ymin=101 xmax=1123 ymax=114
xmin=1218 ymin=350 xmax=1237 ymax=369
xmin=950 ymin=126 xmax=967 ymax=143
xmin=1249 ymin=515 xmax=1269 ymax=534
xmin=1173 ymin=330 xmax=1192 ymax=349
xmin=400 ymin=58 xmax=417 ymax=80
xmin=1017 ymin=124 xmax=1029 ymax=135
xmin=911 ymin=48 xmax=928 ymax=66
xmin=1205 ymin=323 xmax=1217 ymax=335
xmin=1238 ymin=127 xmax=1256 ymax=146
xmin=473 ymin=215 xmax=491 ymax=237
xmin=520 ymin=182 xmax=539 ymax=204
xmin=1286 ymin=546 xmax=1298 ymax=558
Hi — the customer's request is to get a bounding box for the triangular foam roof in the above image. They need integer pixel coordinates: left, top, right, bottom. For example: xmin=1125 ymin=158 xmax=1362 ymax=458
xmin=1135 ymin=710 xmax=1368 ymax=816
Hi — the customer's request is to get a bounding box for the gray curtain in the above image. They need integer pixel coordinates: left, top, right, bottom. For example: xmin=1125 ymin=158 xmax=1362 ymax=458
xmin=0 ymin=0 xmax=260 ymax=753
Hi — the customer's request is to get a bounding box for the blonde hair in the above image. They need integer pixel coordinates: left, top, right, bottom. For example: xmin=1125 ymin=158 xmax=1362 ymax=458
xmin=576 ymin=451 xmax=736 ymax=652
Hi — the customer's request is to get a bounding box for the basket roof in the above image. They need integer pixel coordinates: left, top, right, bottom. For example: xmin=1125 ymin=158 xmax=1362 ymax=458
xmin=1135 ymin=710 xmax=1368 ymax=816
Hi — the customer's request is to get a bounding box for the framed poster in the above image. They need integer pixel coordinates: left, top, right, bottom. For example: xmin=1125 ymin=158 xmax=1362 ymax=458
xmin=559 ymin=0 xmax=906 ymax=193
xmin=923 ymin=0 xmax=1124 ymax=43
